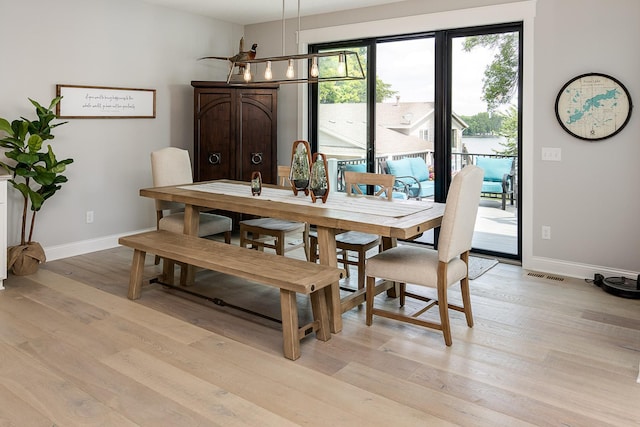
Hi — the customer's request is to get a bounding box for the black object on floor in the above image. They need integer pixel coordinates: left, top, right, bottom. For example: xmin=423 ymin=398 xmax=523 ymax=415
xmin=594 ymin=273 xmax=640 ymax=299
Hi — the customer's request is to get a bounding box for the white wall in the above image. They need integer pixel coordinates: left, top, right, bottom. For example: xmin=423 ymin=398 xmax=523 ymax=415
xmin=246 ymin=0 xmax=640 ymax=279
xmin=0 ymin=0 xmax=242 ymax=258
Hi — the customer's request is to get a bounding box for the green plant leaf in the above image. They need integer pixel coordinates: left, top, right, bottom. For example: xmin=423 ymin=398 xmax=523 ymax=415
xmin=0 ymin=118 xmax=13 ymax=135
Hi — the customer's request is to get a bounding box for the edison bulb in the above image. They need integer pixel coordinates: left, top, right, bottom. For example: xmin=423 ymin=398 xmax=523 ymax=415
xmin=286 ymin=59 xmax=295 ymax=79
xmin=264 ymin=61 xmax=273 ymax=80
xmin=310 ymin=57 xmax=319 ymax=78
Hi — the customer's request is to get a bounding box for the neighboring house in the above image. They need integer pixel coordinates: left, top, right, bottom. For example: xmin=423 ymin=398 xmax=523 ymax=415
xmin=318 ymin=99 xmax=468 ymax=161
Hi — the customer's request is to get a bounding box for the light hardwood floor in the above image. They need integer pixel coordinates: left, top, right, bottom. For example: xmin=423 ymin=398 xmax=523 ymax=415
xmin=0 ymin=244 xmax=638 ymax=426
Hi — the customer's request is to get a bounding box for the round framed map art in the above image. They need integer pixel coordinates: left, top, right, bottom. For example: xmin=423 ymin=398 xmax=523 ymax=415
xmin=555 ymin=73 xmax=632 ymax=141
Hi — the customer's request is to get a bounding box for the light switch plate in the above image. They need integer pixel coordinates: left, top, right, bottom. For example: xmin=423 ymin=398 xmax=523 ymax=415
xmin=542 ymin=147 xmax=562 ymax=161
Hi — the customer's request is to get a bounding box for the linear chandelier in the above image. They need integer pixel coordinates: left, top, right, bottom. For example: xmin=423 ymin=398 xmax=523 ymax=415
xmin=226 ymin=0 xmax=365 ymax=85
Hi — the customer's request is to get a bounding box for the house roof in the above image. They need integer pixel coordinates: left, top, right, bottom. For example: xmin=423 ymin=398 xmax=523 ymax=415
xmin=319 ymin=102 xmax=462 ymax=157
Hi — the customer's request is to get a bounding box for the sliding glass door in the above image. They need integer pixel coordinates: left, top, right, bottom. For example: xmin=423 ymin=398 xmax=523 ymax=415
xmin=310 ymin=23 xmax=522 ymax=260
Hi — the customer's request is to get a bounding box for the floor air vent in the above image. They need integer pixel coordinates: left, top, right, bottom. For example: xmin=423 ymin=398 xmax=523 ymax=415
xmin=527 ymin=272 xmax=565 ymax=281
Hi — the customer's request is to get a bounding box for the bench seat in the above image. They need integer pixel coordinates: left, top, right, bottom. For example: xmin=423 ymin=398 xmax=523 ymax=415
xmin=119 ymin=230 xmax=343 ymax=360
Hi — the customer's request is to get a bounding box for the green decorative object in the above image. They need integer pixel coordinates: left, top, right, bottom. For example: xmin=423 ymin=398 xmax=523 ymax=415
xmin=251 ymin=171 xmax=262 ymax=196
xmin=309 ymin=152 xmax=329 ymax=203
xmin=290 ymin=140 xmax=311 ymax=196
xmin=0 ymin=97 xmax=73 ymax=275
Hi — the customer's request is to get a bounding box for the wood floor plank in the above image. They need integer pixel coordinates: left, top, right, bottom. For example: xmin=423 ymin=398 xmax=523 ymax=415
xmin=333 ymin=361 xmax=536 ymax=427
xmin=0 ymin=342 xmax=138 ymax=426
xmin=0 ymin=244 xmax=628 ymax=426
xmin=102 ymin=347 xmax=297 ymax=426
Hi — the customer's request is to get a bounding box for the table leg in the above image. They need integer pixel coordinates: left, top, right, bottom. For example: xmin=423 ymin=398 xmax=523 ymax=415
xmin=316 ymin=226 xmax=342 ymax=333
xmin=381 ymin=236 xmax=400 ymax=298
xmin=182 ymin=205 xmax=199 ymax=286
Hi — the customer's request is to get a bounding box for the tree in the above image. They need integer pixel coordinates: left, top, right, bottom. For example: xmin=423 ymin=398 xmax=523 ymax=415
xmin=462 ymin=33 xmax=519 ymax=112
xmin=317 ymin=47 xmax=397 ymax=104
xmin=494 ymin=105 xmax=518 ymax=156
xmin=461 ymin=112 xmax=502 ymax=136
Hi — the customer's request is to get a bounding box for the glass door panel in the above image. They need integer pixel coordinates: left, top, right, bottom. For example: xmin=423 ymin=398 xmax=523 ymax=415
xmin=451 ymin=32 xmax=520 ymax=257
xmin=316 ymin=47 xmax=369 ymax=192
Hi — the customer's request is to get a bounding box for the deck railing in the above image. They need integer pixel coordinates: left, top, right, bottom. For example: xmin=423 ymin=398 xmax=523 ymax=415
xmin=335 ymin=150 xmax=517 ymax=192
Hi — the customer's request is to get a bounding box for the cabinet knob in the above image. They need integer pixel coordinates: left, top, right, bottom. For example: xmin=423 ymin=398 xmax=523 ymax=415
xmin=251 ymin=152 xmax=263 ymax=165
xmin=208 ymin=152 xmax=221 ymax=165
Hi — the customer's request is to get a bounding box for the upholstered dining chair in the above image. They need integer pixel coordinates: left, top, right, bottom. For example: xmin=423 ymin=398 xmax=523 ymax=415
xmin=365 ymin=165 xmax=484 ymax=346
xmin=309 ymin=171 xmax=395 ymax=292
xmin=239 ymin=165 xmax=309 ymax=259
xmin=150 ymin=147 xmax=232 ymax=265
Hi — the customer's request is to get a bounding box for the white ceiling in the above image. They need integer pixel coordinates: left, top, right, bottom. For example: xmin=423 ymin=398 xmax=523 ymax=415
xmin=140 ymin=0 xmax=406 ymax=25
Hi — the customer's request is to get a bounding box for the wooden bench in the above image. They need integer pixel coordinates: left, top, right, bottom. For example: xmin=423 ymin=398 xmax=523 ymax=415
xmin=118 ymin=230 xmax=343 ymax=360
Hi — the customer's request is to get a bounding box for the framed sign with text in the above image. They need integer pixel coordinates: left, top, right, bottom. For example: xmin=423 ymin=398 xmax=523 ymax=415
xmin=55 ymin=84 xmax=156 ymax=118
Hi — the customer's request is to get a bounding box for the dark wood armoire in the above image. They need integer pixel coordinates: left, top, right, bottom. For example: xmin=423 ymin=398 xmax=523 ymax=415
xmin=191 ymin=81 xmax=278 ymax=184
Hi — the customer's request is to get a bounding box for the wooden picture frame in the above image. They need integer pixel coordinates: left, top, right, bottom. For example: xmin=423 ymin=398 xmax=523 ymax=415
xmin=55 ymin=84 xmax=156 ymax=118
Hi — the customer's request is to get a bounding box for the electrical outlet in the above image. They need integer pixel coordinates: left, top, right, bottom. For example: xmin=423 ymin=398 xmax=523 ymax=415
xmin=541 ymin=147 xmax=562 ymax=161
xmin=541 ymin=225 xmax=551 ymax=240
xmin=86 ymin=210 xmax=94 ymax=224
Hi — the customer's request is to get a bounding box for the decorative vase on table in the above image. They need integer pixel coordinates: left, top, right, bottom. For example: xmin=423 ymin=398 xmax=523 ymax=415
xmin=250 ymin=171 xmax=262 ymax=196
xmin=290 ymin=140 xmax=311 ymax=196
xmin=309 ymin=152 xmax=329 ymax=203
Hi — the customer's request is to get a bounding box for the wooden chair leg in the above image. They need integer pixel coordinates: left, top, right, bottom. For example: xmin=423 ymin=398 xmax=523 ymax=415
xmin=357 ymin=248 xmax=366 ymax=291
xmin=224 ymin=231 xmax=231 ymax=244
xmin=437 ymin=272 xmax=452 ymax=346
xmin=365 ymin=275 xmax=375 ymax=326
xmin=275 ymin=231 xmax=285 ymax=256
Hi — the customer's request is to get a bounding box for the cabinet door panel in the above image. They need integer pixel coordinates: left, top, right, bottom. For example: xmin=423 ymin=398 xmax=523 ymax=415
xmin=239 ymin=91 xmax=277 ymax=184
xmin=195 ymin=92 xmax=235 ymax=181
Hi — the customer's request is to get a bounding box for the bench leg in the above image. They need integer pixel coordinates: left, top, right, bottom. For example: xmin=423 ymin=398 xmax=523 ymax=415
xmin=128 ymin=249 xmax=146 ymax=300
xmin=280 ymin=289 xmax=301 ymax=360
xmin=310 ymin=289 xmax=331 ymax=342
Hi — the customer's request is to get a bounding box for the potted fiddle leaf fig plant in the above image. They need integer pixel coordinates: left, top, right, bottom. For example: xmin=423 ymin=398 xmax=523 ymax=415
xmin=0 ymin=97 xmax=73 ymax=275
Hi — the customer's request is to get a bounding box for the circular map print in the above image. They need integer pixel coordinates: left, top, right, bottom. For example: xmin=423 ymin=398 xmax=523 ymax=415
xmin=555 ymin=73 xmax=632 ymax=141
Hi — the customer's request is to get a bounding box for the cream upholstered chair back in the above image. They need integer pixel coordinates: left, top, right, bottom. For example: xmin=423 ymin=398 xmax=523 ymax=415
xmin=150 ymin=147 xmax=193 ymax=212
xmin=437 ymin=165 xmax=484 ymax=263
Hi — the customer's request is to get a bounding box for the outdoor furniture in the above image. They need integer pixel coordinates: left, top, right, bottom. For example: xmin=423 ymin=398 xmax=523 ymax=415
xmin=475 ymin=156 xmax=514 ymax=210
xmin=381 ymin=157 xmax=435 ymax=199
xmin=365 ymin=165 xmax=484 ymax=346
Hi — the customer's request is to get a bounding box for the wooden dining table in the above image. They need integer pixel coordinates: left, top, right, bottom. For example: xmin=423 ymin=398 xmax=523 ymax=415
xmin=140 ymin=179 xmax=445 ymax=333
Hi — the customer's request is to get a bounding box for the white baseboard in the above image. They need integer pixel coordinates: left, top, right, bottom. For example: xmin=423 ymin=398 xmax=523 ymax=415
xmin=44 ymin=232 xmax=639 ymax=283
xmin=524 ymin=256 xmax=639 ymax=281
xmin=43 ymin=228 xmax=155 ymax=262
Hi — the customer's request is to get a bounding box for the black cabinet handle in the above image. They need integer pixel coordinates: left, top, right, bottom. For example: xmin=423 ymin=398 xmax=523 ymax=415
xmin=251 ymin=152 xmax=263 ymax=165
xmin=208 ymin=152 xmax=221 ymax=165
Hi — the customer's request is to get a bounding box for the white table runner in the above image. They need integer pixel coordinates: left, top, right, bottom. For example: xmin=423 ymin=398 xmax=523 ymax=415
xmin=181 ymin=181 xmax=432 ymax=218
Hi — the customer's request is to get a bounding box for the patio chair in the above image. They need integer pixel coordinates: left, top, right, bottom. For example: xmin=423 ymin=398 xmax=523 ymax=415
xmin=380 ymin=157 xmax=434 ymax=200
xmin=475 ymin=157 xmax=514 ymax=210
xmin=365 ymin=164 xmax=484 ymax=346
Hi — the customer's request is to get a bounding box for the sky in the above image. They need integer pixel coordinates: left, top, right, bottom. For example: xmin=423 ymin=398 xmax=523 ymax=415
xmin=375 ymin=37 xmax=506 ymax=116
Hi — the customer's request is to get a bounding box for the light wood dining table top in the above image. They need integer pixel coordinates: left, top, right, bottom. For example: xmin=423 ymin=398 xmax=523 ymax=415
xmin=140 ymin=179 xmax=445 ymax=332
xmin=141 ymin=180 xmax=444 ymax=241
